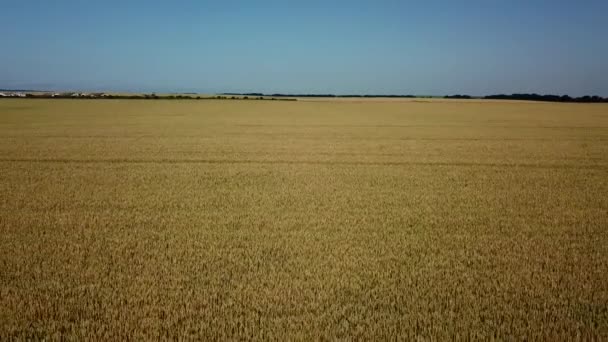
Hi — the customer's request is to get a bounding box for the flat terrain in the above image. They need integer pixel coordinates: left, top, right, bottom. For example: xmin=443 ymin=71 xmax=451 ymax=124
xmin=1 ymin=99 xmax=607 ymax=339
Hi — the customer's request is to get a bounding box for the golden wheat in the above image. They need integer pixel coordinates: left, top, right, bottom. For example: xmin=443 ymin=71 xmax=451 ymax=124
xmin=0 ymin=98 xmax=607 ymax=339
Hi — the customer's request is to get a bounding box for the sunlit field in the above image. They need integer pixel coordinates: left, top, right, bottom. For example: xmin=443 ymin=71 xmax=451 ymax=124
xmin=1 ymin=98 xmax=607 ymax=339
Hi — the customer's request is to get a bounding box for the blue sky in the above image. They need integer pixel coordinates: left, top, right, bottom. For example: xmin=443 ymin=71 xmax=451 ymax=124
xmin=1 ymin=0 xmax=607 ymax=96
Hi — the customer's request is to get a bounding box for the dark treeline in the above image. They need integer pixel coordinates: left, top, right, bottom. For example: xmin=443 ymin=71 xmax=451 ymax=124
xmin=229 ymin=93 xmax=608 ymax=102
xmin=224 ymin=93 xmax=418 ymax=98
xmin=1 ymin=93 xmax=296 ymax=101
xmin=444 ymin=93 xmax=607 ymax=103
xmin=444 ymin=95 xmax=473 ymax=99
xmin=483 ymin=94 xmax=608 ymax=103
xmin=4 ymin=90 xmax=607 ymax=103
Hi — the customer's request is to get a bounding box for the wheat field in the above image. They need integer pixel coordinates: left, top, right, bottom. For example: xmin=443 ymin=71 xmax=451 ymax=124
xmin=1 ymin=98 xmax=607 ymax=339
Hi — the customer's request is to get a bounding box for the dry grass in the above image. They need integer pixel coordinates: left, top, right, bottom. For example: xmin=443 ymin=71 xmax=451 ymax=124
xmin=1 ymin=98 xmax=607 ymax=340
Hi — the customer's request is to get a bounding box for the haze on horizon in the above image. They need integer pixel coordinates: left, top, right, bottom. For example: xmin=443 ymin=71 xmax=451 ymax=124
xmin=1 ymin=0 xmax=607 ymax=96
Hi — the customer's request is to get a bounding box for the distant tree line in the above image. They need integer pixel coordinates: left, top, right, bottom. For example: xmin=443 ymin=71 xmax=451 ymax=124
xmin=1 ymin=93 xmax=296 ymax=101
xmin=483 ymin=94 xmax=607 ymax=103
xmin=228 ymin=93 xmax=608 ymax=102
xmin=444 ymin=95 xmax=473 ymax=99
xmin=443 ymin=93 xmax=607 ymax=103
xmin=224 ymin=93 xmax=418 ymax=98
xmin=4 ymin=90 xmax=607 ymax=103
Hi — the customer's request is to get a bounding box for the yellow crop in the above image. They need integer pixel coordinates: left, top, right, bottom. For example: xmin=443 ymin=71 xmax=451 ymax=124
xmin=1 ymin=98 xmax=607 ymax=339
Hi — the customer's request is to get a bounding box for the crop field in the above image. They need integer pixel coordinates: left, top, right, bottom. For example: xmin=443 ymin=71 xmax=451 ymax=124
xmin=0 ymin=98 xmax=607 ymax=339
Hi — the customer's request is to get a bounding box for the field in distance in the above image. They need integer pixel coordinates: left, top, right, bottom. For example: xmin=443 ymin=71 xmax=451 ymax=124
xmin=0 ymin=98 xmax=607 ymax=339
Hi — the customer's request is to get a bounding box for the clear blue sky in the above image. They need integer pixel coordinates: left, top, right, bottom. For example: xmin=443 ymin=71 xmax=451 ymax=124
xmin=1 ymin=0 xmax=607 ymax=96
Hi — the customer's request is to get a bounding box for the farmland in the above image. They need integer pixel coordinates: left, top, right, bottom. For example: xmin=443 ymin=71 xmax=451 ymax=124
xmin=0 ymin=98 xmax=607 ymax=339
